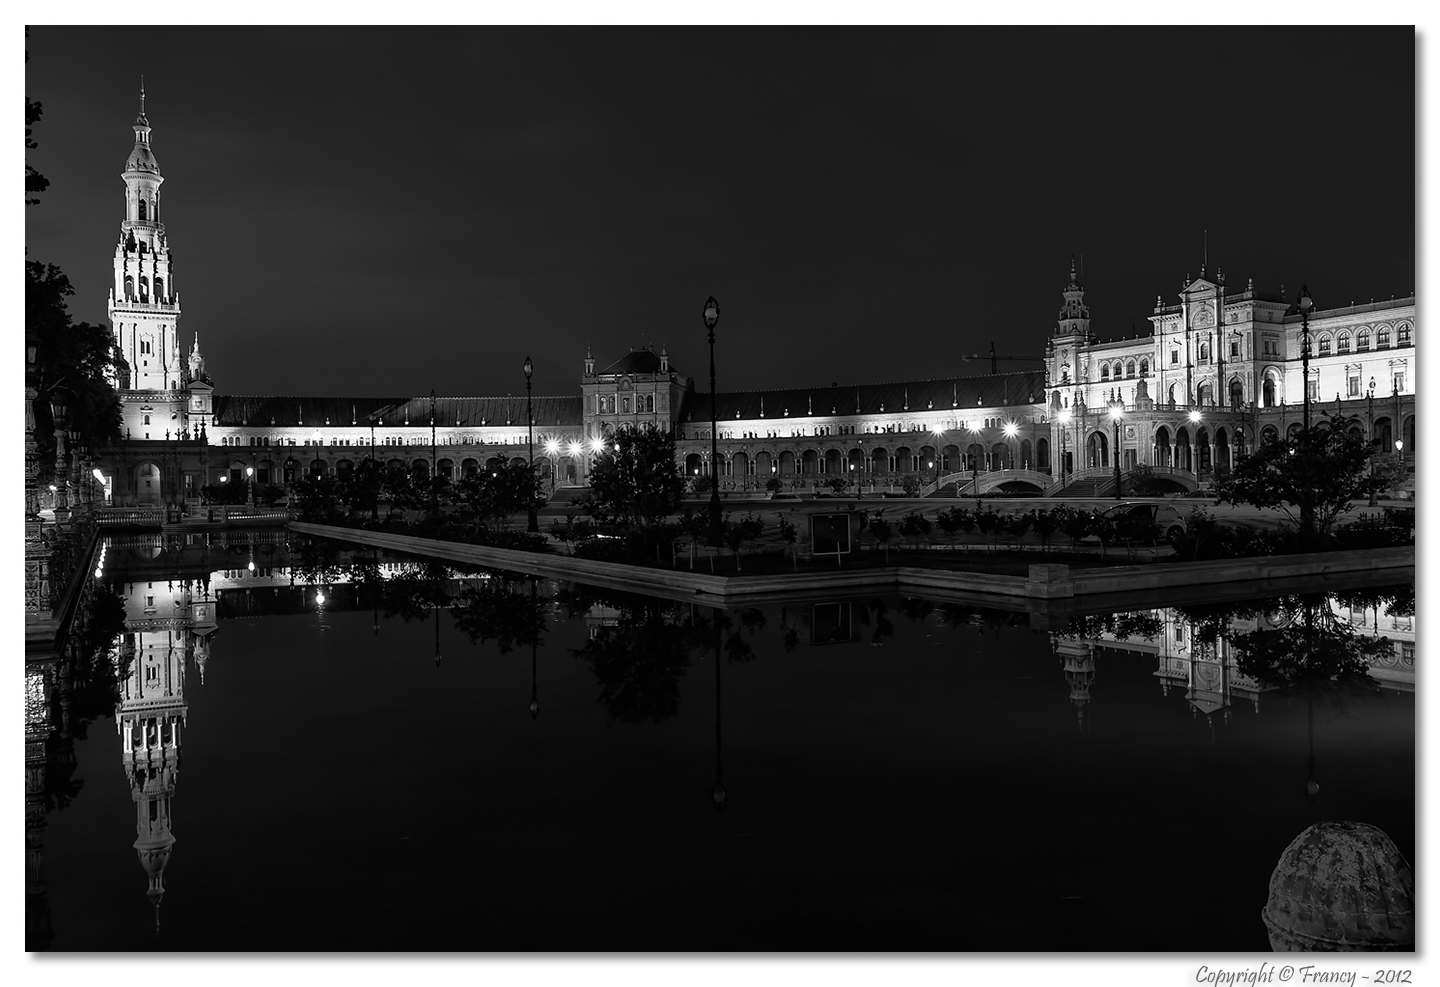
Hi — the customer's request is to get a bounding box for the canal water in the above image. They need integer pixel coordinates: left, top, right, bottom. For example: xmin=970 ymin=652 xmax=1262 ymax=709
xmin=27 ymin=531 xmax=1415 ymax=951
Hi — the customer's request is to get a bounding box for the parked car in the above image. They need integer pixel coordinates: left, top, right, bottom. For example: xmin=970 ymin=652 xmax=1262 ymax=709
xmin=1098 ymin=502 xmax=1188 ymax=543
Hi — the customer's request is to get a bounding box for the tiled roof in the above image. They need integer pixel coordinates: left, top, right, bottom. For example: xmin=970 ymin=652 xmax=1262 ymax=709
xmin=211 ymin=394 xmax=584 ymax=428
xmin=597 ymin=348 xmax=684 ymax=377
xmin=678 ymin=370 xmax=1047 ymax=423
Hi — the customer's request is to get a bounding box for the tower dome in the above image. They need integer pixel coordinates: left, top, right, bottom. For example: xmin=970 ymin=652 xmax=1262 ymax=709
xmin=125 ymin=83 xmax=160 ymax=176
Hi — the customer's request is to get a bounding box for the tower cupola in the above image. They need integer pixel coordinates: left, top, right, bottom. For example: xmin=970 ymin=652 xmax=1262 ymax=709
xmin=1055 ymin=258 xmax=1091 ymax=338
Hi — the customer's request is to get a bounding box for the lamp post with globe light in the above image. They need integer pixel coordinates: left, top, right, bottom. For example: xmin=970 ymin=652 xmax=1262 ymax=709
xmin=1109 ymin=403 xmax=1123 ymax=501
xmin=524 ymin=357 xmax=538 ymax=533
xmin=703 ymin=297 xmax=721 ymax=547
xmin=1188 ymin=410 xmax=1202 ymax=483
xmin=1367 ymin=378 xmax=1377 ymax=507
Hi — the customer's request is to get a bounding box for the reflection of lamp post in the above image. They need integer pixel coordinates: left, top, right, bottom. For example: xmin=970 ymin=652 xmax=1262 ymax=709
xmin=246 ymin=466 xmax=255 ymax=507
xmin=931 ymin=428 xmax=945 ymax=490
xmin=1109 ymin=404 xmax=1123 ymax=500
xmin=529 ymin=577 xmax=540 ymax=719
xmin=544 ymin=438 xmax=559 ymax=496
xmin=1367 ymin=379 xmax=1377 ymax=507
xmin=703 ymin=297 xmax=721 ymax=548
xmin=968 ymin=427 xmax=980 ymax=497
xmin=1002 ymin=421 xmax=1018 ymax=471
xmin=712 ymin=606 xmax=725 ymax=812
xmin=1305 ymin=696 xmax=1320 ymax=805
xmin=524 ymin=356 xmax=538 ymax=533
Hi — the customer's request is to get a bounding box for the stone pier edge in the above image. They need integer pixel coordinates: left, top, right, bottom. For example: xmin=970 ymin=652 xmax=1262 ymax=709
xmin=286 ymin=522 xmax=1413 ymax=606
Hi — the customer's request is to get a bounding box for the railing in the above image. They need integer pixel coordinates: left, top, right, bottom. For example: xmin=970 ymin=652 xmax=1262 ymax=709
xmin=94 ymin=508 xmax=163 ymax=527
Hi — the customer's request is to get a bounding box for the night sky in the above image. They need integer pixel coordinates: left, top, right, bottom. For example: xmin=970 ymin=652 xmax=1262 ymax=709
xmin=25 ymin=26 xmax=1416 ymax=399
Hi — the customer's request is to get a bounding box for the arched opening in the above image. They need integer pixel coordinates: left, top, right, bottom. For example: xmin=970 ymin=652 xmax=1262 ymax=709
xmin=894 ymin=445 xmax=913 ymax=473
xmin=461 ymin=458 xmax=479 ymax=478
xmin=942 ymin=443 xmax=960 ymax=472
xmin=135 ymin=462 xmax=162 ymax=507
xmin=1196 ymin=428 xmax=1211 ymax=472
xmin=1175 ymin=427 xmax=1192 ymax=471
xmin=1101 ymin=365 xmax=1111 ymax=381
xmin=436 ymin=458 xmax=455 ymax=481
xmin=870 ymin=446 xmax=889 ymax=475
xmin=1087 ymin=431 xmax=1109 ymax=469
xmin=310 ymin=458 xmax=329 ymax=478
xmin=823 ymin=448 xmax=843 ymax=475
xmin=755 ymin=451 xmax=773 ymax=477
xmin=731 ymin=451 xmax=750 ymax=484
xmin=412 ymin=459 xmax=430 ymax=480
xmin=965 ymin=442 xmax=984 ymax=471
xmin=1214 ymin=428 xmax=1230 ymax=473
xmin=1019 ymin=439 xmax=1033 ymax=469
xmin=1196 ymin=382 xmax=1212 ymax=407
xmin=124 ymin=275 xmax=134 ymax=301
xmin=1139 ymin=358 xmax=1150 ymax=377
xmin=1374 ymin=417 xmax=1393 ymax=452
xmin=1229 ymin=378 xmax=1244 ymax=410
xmin=1260 ymin=425 xmax=1279 ymax=445
xmin=1035 ymin=438 xmax=1048 ymax=470
xmin=1154 ymin=426 xmax=1171 ymax=467
xmin=1263 ymin=376 xmax=1278 ymax=408
xmin=989 ymin=442 xmax=1008 ymax=470
xmin=684 ymin=452 xmax=703 ymax=478
xmin=139 ymin=198 xmax=147 ymax=221
xmin=1402 ymin=416 xmax=1414 ymax=465
xmin=778 ymin=450 xmax=796 ymax=476
xmin=800 ymin=449 xmax=819 ymax=475
xmin=336 ymin=459 xmax=355 ymax=478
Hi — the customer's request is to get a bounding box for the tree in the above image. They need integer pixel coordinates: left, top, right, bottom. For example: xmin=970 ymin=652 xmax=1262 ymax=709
xmin=1214 ymin=425 xmax=1393 ymax=546
xmin=26 ymin=95 xmax=48 ymax=205
xmin=585 ymin=426 xmax=686 ymax=527
xmin=27 ymin=262 xmax=124 ymax=481
xmin=867 ymin=515 xmax=894 ymax=563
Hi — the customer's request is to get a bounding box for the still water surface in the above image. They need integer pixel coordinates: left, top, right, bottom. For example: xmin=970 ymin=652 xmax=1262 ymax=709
xmin=27 ymin=532 xmax=1414 ymax=951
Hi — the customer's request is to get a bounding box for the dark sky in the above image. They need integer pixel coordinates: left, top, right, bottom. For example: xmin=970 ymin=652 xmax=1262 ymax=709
xmin=25 ymin=26 xmax=1415 ymax=399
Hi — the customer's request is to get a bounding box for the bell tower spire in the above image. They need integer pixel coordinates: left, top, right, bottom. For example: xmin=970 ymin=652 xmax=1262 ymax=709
xmin=109 ymin=86 xmax=187 ymax=437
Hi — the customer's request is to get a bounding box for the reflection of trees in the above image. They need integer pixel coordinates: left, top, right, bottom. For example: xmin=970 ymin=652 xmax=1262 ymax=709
xmin=1168 ymin=587 xmax=1406 ymax=701
xmin=557 ymin=585 xmax=762 ymax=723
xmin=449 ymin=574 xmax=546 ymax=655
xmin=853 ymin=598 xmax=894 ymax=643
xmin=1057 ymin=611 xmax=1165 ymax=642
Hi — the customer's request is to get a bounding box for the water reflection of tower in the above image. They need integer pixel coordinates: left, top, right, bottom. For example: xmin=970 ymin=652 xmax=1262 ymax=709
xmin=1054 ymin=640 xmax=1096 ymax=730
xmin=117 ymin=584 xmax=191 ymax=932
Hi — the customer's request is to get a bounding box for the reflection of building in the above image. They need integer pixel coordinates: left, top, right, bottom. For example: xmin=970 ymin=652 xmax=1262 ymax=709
xmin=1054 ymin=596 xmax=1416 ymax=725
xmin=90 ymin=95 xmax=1417 ymax=504
xmin=115 ymin=569 xmax=199 ymax=925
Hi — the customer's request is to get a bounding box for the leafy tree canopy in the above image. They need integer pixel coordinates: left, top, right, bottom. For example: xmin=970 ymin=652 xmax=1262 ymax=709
xmin=585 ymin=425 xmax=686 ymax=527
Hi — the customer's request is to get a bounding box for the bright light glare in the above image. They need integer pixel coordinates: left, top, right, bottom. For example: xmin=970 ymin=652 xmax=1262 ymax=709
xmin=1108 ymin=407 xmax=1122 ymax=421
xmin=315 ymin=591 xmax=326 ymax=605
xmin=92 ymin=468 xmax=104 ymax=481
xmin=1003 ymin=423 xmax=1018 ymax=437
xmin=544 ymin=439 xmax=559 ymax=454
xmin=1188 ymin=411 xmax=1202 ymax=423
xmin=1058 ymin=410 xmax=1072 ymax=424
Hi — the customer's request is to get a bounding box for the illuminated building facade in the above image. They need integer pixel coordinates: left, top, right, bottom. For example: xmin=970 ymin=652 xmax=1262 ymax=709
xmin=89 ymin=97 xmax=1417 ymax=506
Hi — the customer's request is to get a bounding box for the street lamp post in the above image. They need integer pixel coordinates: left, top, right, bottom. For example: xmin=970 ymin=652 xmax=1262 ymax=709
xmin=524 ymin=356 xmax=538 ymax=533
xmin=429 ymin=388 xmax=438 ymax=517
xmin=1058 ymin=409 xmax=1072 ymax=489
xmin=703 ymin=297 xmax=721 ymax=548
xmin=1188 ymin=410 xmax=1202 ymax=485
xmin=1003 ymin=421 xmax=1018 ymax=473
xmin=1109 ymin=404 xmax=1123 ymax=501
xmin=1296 ymin=286 xmax=1315 ymax=539
xmin=969 ymin=427 xmax=980 ymax=498
xmin=1367 ymin=378 xmax=1377 ymax=507
xmin=246 ymin=466 xmax=255 ymax=508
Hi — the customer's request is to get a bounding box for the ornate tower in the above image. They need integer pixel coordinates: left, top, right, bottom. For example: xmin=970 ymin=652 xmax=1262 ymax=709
xmin=108 ymin=85 xmax=184 ymax=402
xmin=1046 ymin=259 xmax=1092 ymax=395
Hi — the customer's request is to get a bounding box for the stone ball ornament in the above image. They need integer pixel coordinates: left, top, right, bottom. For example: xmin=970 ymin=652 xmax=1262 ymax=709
xmin=1262 ymin=821 xmax=1414 ymax=951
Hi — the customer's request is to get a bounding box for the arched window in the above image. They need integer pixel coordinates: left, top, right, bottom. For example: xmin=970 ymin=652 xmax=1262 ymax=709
xmin=154 ymin=277 xmax=164 ymax=300
xmin=1318 ymin=334 xmax=1331 ymax=356
xmin=1356 ymin=329 xmax=1370 ymax=352
xmin=1125 ymin=360 xmax=1136 ymax=378
xmin=1101 ymin=364 xmax=1110 ymax=381
xmin=645 ymin=394 xmax=654 ymax=413
xmin=1337 ymin=331 xmax=1350 ymax=354
xmin=1304 ymin=334 xmax=1313 ymax=356
xmin=1263 ymin=376 xmax=1277 ymax=408
xmin=1377 ymin=326 xmax=1390 ymax=348
xmin=1139 ymin=358 xmax=1149 ymax=377
xmin=139 ymin=276 xmax=149 ymax=301
xmin=1398 ymin=324 xmax=1412 ymax=346
xmin=1199 ymin=342 xmax=1209 ymax=363
xmin=124 ymin=275 xmax=134 ymax=300
xmin=138 ymin=198 xmax=147 ymax=221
